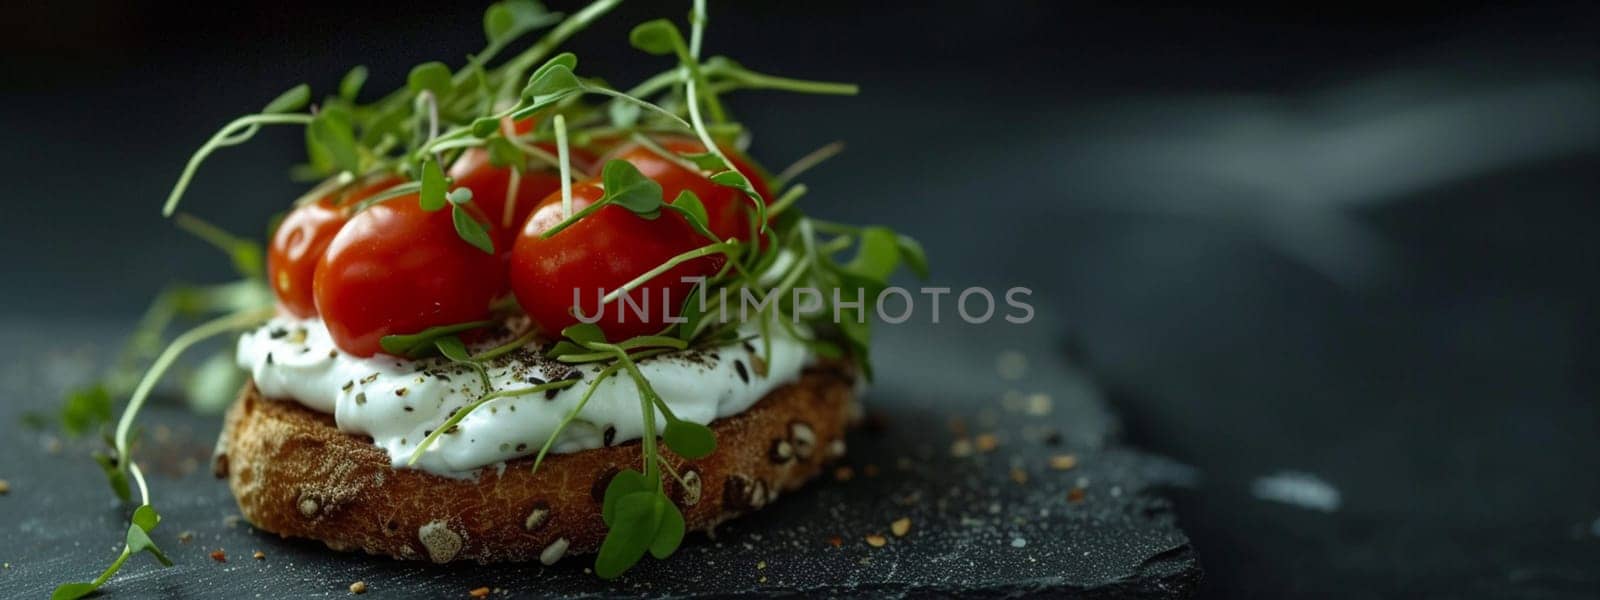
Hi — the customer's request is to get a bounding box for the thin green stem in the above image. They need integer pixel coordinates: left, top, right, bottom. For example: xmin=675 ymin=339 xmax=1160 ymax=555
xmin=164 ymin=114 xmax=314 ymax=216
xmin=406 ymin=378 xmax=579 ymax=466
xmin=555 ymin=113 xmax=573 ymax=220
xmin=583 ymin=86 xmax=695 ymax=131
xmin=537 ymin=196 xmax=608 ymax=238
xmin=471 ymin=329 xmax=538 ymax=362
xmin=498 ymin=0 xmax=625 ymax=101
xmin=113 ymin=308 xmax=274 ymax=474
xmin=531 ymin=363 xmax=622 ymax=474
xmin=600 ymin=242 xmax=737 ymax=306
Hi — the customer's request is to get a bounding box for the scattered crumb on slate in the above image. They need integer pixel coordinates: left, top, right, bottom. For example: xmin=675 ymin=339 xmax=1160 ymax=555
xmin=826 ymin=535 xmax=842 ymax=548
xmin=891 ymin=518 xmax=911 ymax=537
xmin=210 ymin=549 xmax=227 ymax=562
xmin=1010 ymin=468 xmax=1029 ymax=484
xmin=975 ymin=434 xmax=998 ymax=452
xmin=1050 ymin=454 xmax=1079 ymax=470
xmin=1068 ymin=487 xmax=1087 ymax=503
xmin=178 ymin=531 xmax=194 ymax=543
xmin=469 ymin=586 xmax=490 ymax=598
xmin=950 ymin=438 xmax=974 ymax=457
xmin=349 ymin=581 xmax=367 ymax=594
xmin=252 ymin=550 xmax=265 ymax=560
xmin=0 ymin=479 xmax=10 ymax=494
xmin=834 ymin=466 xmax=854 ymax=482
xmin=864 ymin=534 xmax=887 ymax=548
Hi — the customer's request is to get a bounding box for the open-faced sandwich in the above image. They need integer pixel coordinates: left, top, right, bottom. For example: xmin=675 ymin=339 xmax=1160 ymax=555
xmin=55 ymin=1 xmax=926 ymax=597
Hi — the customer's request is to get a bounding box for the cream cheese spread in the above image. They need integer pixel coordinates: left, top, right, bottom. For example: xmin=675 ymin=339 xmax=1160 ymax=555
xmin=237 ymin=317 xmax=811 ymax=476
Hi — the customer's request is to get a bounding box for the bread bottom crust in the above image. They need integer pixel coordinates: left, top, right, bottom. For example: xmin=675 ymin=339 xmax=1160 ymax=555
xmin=216 ymin=364 xmax=856 ymax=564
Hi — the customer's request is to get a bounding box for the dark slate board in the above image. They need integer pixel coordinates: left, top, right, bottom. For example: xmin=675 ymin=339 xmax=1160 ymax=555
xmin=0 ymin=315 xmax=1199 ymax=598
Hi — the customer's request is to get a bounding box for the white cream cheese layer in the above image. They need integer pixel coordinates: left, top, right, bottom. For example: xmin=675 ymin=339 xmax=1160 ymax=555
xmin=237 ymin=317 xmax=810 ymax=476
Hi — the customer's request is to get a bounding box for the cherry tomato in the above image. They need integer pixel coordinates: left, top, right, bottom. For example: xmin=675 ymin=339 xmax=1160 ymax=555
xmin=510 ymin=181 xmax=725 ymax=340
xmin=267 ymin=177 xmax=401 ymax=317
xmin=449 ymin=145 xmax=595 ymax=232
xmin=602 ymin=137 xmax=773 ymax=243
xmin=314 ymin=195 xmax=507 ymax=357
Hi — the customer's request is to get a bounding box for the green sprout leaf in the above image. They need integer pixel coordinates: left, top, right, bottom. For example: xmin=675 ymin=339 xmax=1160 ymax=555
xmin=419 ymin=157 xmax=448 ymax=211
xmin=648 ymin=499 xmax=686 ymax=559
xmin=339 ymin=65 xmax=368 ymax=101
xmin=843 ymin=226 xmax=902 ymax=283
xmin=595 ymin=491 xmax=662 ymax=579
xmin=678 ymin=151 xmax=725 ymax=171
xmin=51 ymin=582 xmax=98 ymax=600
xmin=380 ymin=320 xmax=495 ymax=358
xmin=896 ymin=234 xmax=929 ymax=279
xmin=60 ymin=384 xmax=112 ymax=437
xmin=608 ymin=101 xmax=641 ymax=127
xmin=131 ymin=505 xmax=161 ymax=531
xmin=523 ymin=64 xmax=581 ymax=102
xmin=471 ymin=117 xmax=503 ymax=138
xmin=434 ymin=336 xmax=472 ymax=362
xmin=94 ymin=452 xmax=131 ymax=502
xmin=486 ymin=137 xmax=525 ymax=168
xmin=124 ymin=523 xmax=173 ymax=567
xmin=708 ymin=169 xmax=752 ymax=190
xmin=307 ymin=108 xmax=359 ymax=173
xmin=407 ymin=61 xmax=454 ymax=98
xmin=485 ymin=0 xmax=560 ymax=43
xmin=601 ymin=468 xmax=652 ymax=525
xmin=451 ymin=203 xmax=496 ymax=254
xmin=629 ymin=19 xmax=686 ymax=57
xmin=447 ymin=187 xmax=475 ymax=206
xmin=662 ymin=420 xmax=715 ymax=459
xmin=262 ymin=83 xmax=311 ymax=114
xmin=599 ymin=159 xmax=664 ymax=217
xmin=669 ymin=190 xmax=709 ymax=230
xmin=561 ymin=322 xmax=608 ymax=345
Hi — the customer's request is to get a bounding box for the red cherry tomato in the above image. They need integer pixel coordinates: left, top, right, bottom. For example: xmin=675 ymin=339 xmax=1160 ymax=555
xmin=510 ymin=181 xmax=725 ymax=340
xmin=267 ymin=177 xmax=401 ymax=317
xmin=603 ymin=137 xmax=773 ymax=243
xmin=448 ymin=145 xmax=597 ymax=232
xmin=314 ymin=195 xmax=507 ymax=357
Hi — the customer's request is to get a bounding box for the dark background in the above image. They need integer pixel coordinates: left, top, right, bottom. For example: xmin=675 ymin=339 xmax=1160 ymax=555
xmin=4 ymin=1 xmax=1598 ymax=597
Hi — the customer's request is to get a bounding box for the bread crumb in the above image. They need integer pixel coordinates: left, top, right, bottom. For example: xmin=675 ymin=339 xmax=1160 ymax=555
xmin=210 ymin=549 xmax=227 ymax=562
xmin=349 ymin=581 xmax=367 ymax=594
xmin=0 ymin=479 xmax=10 ymax=494
xmin=891 ymin=518 xmax=911 ymax=537
xmin=252 ymin=550 xmax=266 ymax=560
xmin=1010 ymin=468 xmax=1029 ymax=484
xmin=756 ymin=560 xmax=766 ymax=570
xmin=178 ymin=531 xmax=194 ymax=544
xmin=864 ymin=534 xmax=887 ymax=548
xmin=975 ymin=434 xmax=998 ymax=452
xmin=949 ymin=439 xmax=974 ymax=458
xmin=469 ymin=587 xmax=490 ymax=598
xmin=826 ymin=535 xmax=843 ymax=547
xmin=833 ymin=466 xmax=854 ymax=482
xmin=1068 ymin=487 xmax=1087 ymax=503
xmin=1049 ymin=454 xmax=1079 ymax=471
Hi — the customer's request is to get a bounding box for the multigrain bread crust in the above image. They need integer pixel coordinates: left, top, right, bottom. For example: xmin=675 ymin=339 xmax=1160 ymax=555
xmin=216 ymin=363 xmax=857 ymax=565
